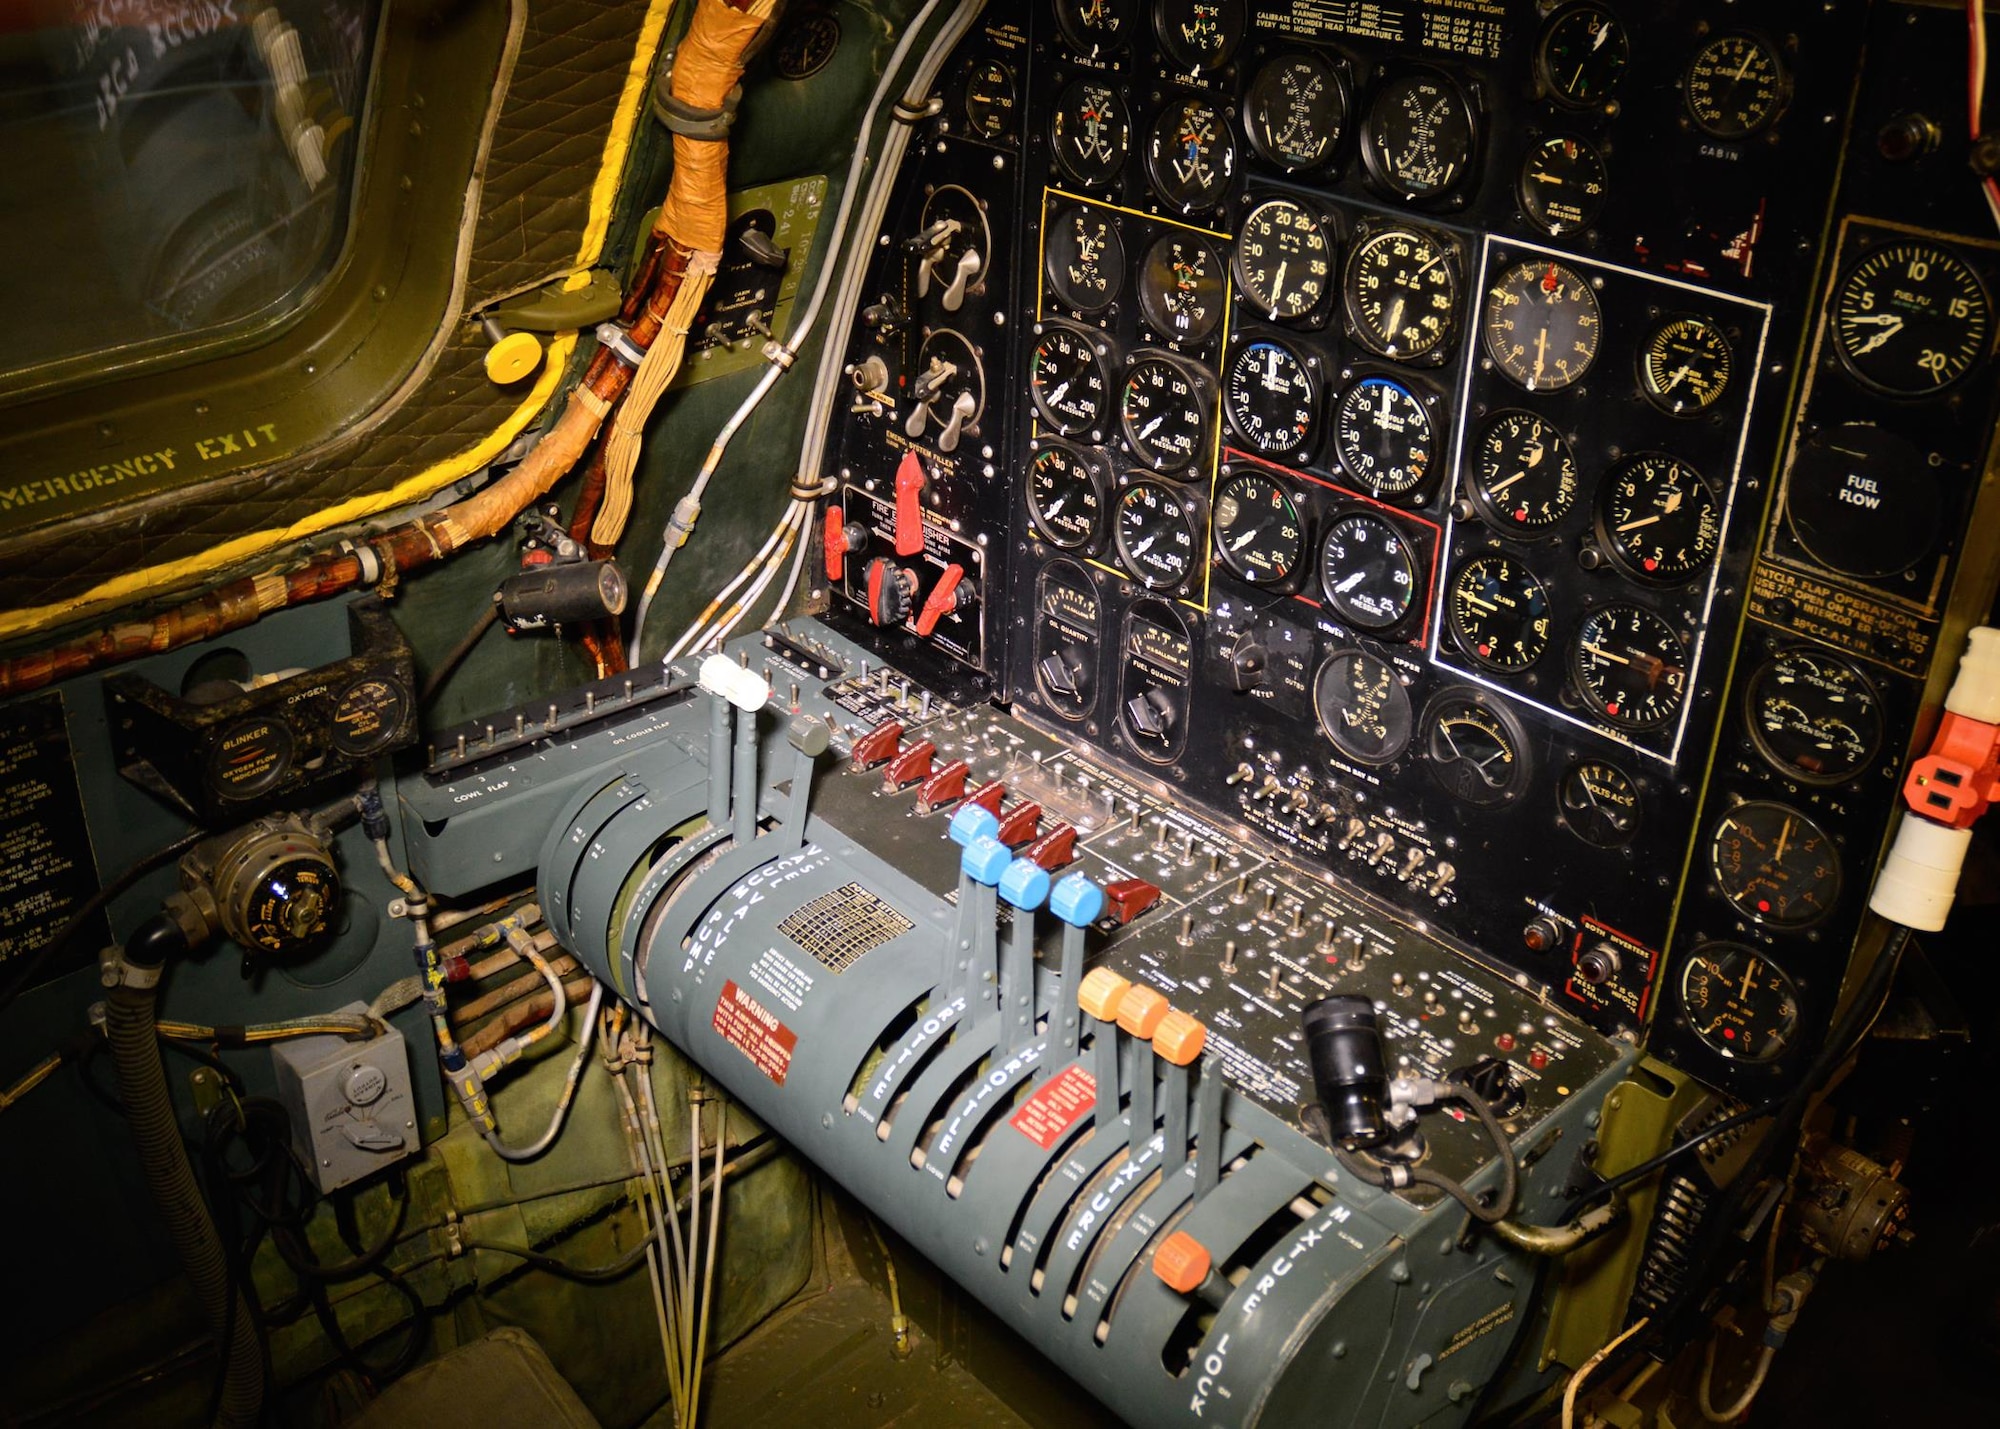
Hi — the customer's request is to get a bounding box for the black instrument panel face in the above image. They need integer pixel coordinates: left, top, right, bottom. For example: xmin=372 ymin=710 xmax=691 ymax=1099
xmin=818 ymin=5 xmax=1999 ymax=1097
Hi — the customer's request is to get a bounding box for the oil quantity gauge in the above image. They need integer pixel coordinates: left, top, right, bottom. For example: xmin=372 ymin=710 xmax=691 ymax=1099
xmin=1681 ymin=944 xmax=1800 ymax=1062
xmin=1745 ymin=649 xmax=1882 ymax=785
xmin=1234 ymin=199 xmax=1333 ymax=321
xmin=1213 ymin=472 xmax=1303 ymax=585
xmin=1050 ymin=79 xmax=1132 ymax=187
xmin=1362 ymin=71 xmax=1476 ymax=200
xmin=1572 ymin=604 xmax=1688 ymax=729
xmin=1639 ymin=315 xmax=1733 ymax=415
xmin=1029 ymin=325 xmax=1109 ymax=435
xmin=1028 ymin=445 xmax=1105 ymax=549
xmin=1315 ymin=649 xmax=1414 ymax=765
xmin=1344 ymin=227 xmax=1459 ymax=361
xmin=1597 ymin=454 xmax=1721 ymax=584
xmin=1332 ymin=377 xmax=1434 ymax=500
xmin=1120 ymin=356 xmax=1208 ymax=471
xmin=1044 ymin=206 xmax=1125 ymax=314
xmin=1320 ymin=512 xmax=1420 ymax=632
xmin=1446 ymin=553 xmax=1552 ymax=672
xmin=1470 ymin=411 xmax=1580 ymax=530
xmin=1137 ymin=235 xmax=1226 ymax=343
xmin=1709 ymin=801 xmax=1841 ymax=928
xmin=1424 ymin=692 xmax=1530 ymax=806
xmin=1244 ymin=52 xmax=1345 ymax=171
xmin=1115 ymin=480 xmax=1201 ymax=589
xmin=1147 ymin=97 xmax=1236 ymax=211
xmin=1223 ymin=338 xmax=1316 ymax=458
xmin=1483 ymin=258 xmax=1601 ymax=392
xmin=1537 ymin=4 xmax=1630 ymax=107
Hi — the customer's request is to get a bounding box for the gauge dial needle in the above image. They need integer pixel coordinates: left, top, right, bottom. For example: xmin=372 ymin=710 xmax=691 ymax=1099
xmin=1046 ymin=379 xmax=1071 ymax=406
xmin=1617 ymin=514 xmax=1662 ymax=533
xmin=1138 ymin=416 xmax=1165 ymax=440
xmin=1335 ymin=571 xmax=1368 ymax=593
xmin=1531 ymin=328 xmax=1549 ymax=385
xmin=1385 ymin=298 xmax=1406 ymax=339
xmin=1130 ymin=531 xmax=1159 ymax=557
xmin=1488 ymin=471 xmax=1527 ymax=496
xmin=1739 ymin=960 xmax=1759 ymax=1000
xmin=1582 ymin=641 xmax=1629 ymax=666
xmin=1229 ymin=527 xmax=1264 ymax=552
xmin=1847 ymin=315 xmax=1904 ymax=355
xmin=1774 ymin=816 xmax=1793 ymax=864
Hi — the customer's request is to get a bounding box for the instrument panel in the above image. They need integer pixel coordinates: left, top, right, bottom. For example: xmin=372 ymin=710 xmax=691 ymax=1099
xmin=815 ymin=2 xmax=2000 ymax=1100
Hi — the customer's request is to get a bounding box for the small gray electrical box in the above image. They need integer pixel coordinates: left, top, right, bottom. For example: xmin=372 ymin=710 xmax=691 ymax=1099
xmin=270 ymin=1003 xmax=418 ymax=1193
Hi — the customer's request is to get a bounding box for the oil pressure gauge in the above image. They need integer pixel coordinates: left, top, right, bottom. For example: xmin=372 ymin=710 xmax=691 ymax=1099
xmin=1115 ymin=480 xmax=1201 ymax=589
xmin=1029 ymin=324 xmax=1109 ymax=435
xmin=1120 ymin=355 xmax=1209 ymax=471
xmin=1027 ymin=444 xmax=1106 ymax=550
xmin=1680 ymin=943 xmax=1800 ymax=1062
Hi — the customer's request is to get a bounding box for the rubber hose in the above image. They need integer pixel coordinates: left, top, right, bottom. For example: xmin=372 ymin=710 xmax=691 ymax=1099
xmin=107 ymin=928 xmax=264 ymax=1427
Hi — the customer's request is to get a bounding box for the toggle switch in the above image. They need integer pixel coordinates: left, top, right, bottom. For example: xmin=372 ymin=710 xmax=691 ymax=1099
xmin=997 ymin=799 xmax=1044 ymax=847
xmin=965 ymin=779 xmax=1007 ymax=816
xmin=883 ymin=739 xmax=936 ymax=790
xmin=893 ymin=451 xmax=927 ymax=556
xmin=917 ymin=758 xmax=971 ymax=814
xmin=1101 ymin=877 xmax=1161 ymax=926
xmin=1024 ymin=821 xmax=1078 ymax=871
xmin=851 ymin=718 xmax=904 ymax=769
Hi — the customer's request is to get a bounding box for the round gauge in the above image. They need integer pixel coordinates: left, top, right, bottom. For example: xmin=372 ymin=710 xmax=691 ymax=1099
xmin=1424 ymin=691 xmax=1530 ymax=807
xmin=1147 ymin=97 xmax=1236 ymax=211
xmin=1745 ymin=649 xmax=1882 ymax=785
xmin=1710 ymin=801 xmax=1841 ymax=928
xmin=1537 ymin=4 xmax=1630 ymax=107
xmin=1137 ymin=234 xmax=1226 ymax=343
xmin=963 ymin=60 xmax=1016 ymax=138
xmin=1597 ymin=454 xmax=1721 ymax=584
xmin=1233 ymin=199 xmax=1334 ymax=322
xmin=1343 ymin=227 xmax=1460 ymax=361
xmin=1571 ymin=604 xmax=1689 ymax=729
xmin=1050 ymin=79 xmax=1132 ymax=187
xmin=1320 ymin=512 xmax=1420 ymax=632
xmin=207 ymin=717 xmax=295 ymax=798
xmin=1120 ymin=356 xmax=1208 ymax=471
xmin=1115 ymin=480 xmax=1201 ymax=588
xmin=1029 ymin=325 xmax=1109 ymax=435
xmin=1332 ymin=376 xmax=1435 ymax=500
xmin=1361 ymin=71 xmax=1476 ymax=200
xmin=1056 ymin=0 xmax=1132 ymax=57
xmin=1223 ymin=338 xmax=1317 ymax=458
xmin=1680 ymin=944 xmax=1801 ymax=1062
xmin=1213 ymin=471 xmax=1304 ymax=585
xmin=330 ymin=677 xmax=410 ymax=757
xmin=1446 ymin=553 xmax=1552 ymax=672
xmin=1154 ymin=0 xmax=1244 ymax=72
xmin=1640 ymin=315 xmax=1733 ymax=415
xmin=1036 ymin=561 xmax=1101 ymax=719
xmin=1470 ymin=410 xmax=1580 ymax=531
xmin=1519 ymin=134 xmax=1608 ymax=237
xmin=1559 ymin=760 xmax=1642 ymax=847
xmin=1785 ymin=424 xmax=1941 ymax=579
xmin=1244 ymin=52 xmax=1346 ymax=172
xmin=1684 ymin=34 xmax=1789 ymax=141
xmin=1315 ymin=649 xmax=1414 ymax=765
xmin=1831 ymin=241 xmax=1993 ymax=395
xmin=1483 ymin=257 xmax=1602 ymax=392
xmin=1043 ymin=205 xmax=1126 ymax=314
xmin=1122 ymin=602 xmax=1193 ymax=759
xmin=1028 ymin=444 xmax=1105 ymax=549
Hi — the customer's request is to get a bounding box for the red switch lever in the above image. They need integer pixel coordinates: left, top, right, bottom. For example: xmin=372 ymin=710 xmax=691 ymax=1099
xmin=996 ymin=800 xmax=1043 ymax=847
xmin=914 ymin=563 xmax=966 ymax=638
xmin=851 ymin=719 xmax=903 ymax=768
xmin=824 ymin=505 xmax=849 ymax=583
xmin=1025 ymin=822 xmax=1077 ymax=871
xmin=916 ymin=758 xmax=970 ymax=813
xmin=894 ymin=451 xmax=926 ymax=557
xmin=1102 ymin=878 xmax=1162 ymax=926
xmin=883 ymin=739 xmax=936 ymax=790
xmin=965 ymin=780 xmax=1006 ymax=816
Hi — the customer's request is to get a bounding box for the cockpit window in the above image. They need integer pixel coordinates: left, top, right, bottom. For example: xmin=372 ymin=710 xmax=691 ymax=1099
xmin=0 ymin=2 xmax=378 ymax=387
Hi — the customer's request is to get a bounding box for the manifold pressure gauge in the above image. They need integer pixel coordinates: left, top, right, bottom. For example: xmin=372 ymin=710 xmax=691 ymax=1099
xmin=1332 ymin=376 xmax=1434 ymax=500
xmin=1223 ymin=337 xmax=1316 ymax=458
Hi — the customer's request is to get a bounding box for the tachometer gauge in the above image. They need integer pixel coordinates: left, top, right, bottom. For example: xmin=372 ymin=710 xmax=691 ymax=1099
xmin=1831 ymin=241 xmax=1993 ymax=395
xmin=1680 ymin=944 xmax=1800 ymax=1062
xmin=1050 ymin=78 xmax=1132 ymax=187
xmin=1315 ymin=649 xmax=1413 ymax=765
xmin=1244 ymin=52 xmax=1345 ymax=172
xmin=1120 ymin=355 xmax=1208 ymax=471
xmin=1029 ymin=325 xmax=1109 ymax=435
xmin=1571 ymin=604 xmax=1688 ymax=729
xmin=1745 ymin=649 xmax=1882 ymax=785
xmin=1137 ymin=234 xmax=1226 ymax=343
xmin=1470 ymin=411 xmax=1580 ymax=531
xmin=1154 ymin=0 xmax=1244 ymax=72
xmin=1559 ymin=759 xmax=1641 ymax=847
xmin=1223 ymin=337 xmax=1317 ymax=458
xmin=1684 ymin=34 xmax=1789 ymax=141
xmin=1424 ymin=691 xmax=1530 ymax=807
xmin=1483 ymin=257 xmax=1601 ymax=392
xmin=1027 ymin=444 xmax=1105 ymax=549
xmin=1147 ymin=97 xmax=1235 ymax=212
xmin=1115 ymin=480 xmax=1201 ymax=588
xmin=1043 ymin=205 xmax=1125 ymax=314
xmin=1597 ymin=454 xmax=1721 ymax=584
xmin=1343 ymin=227 xmax=1459 ymax=361
xmin=1361 ymin=71 xmax=1476 ymax=200
xmin=1213 ymin=471 xmax=1303 ymax=585
xmin=1639 ymin=315 xmax=1733 ymax=415
xmin=1320 ymin=512 xmax=1420 ymax=632
xmin=963 ymin=60 xmax=1017 ymax=138
xmin=1709 ymin=801 xmax=1841 ymax=928
xmin=1446 ymin=553 xmax=1551 ymax=671
xmin=1519 ymin=134 xmax=1607 ymax=237
xmin=1332 ymin=376 xmax=1435 ymax=500
xmin=1233 ymin=199 xmax=1333 ymax=322
xmin=1537 ymin=4 xmax=1629 ymax=108
xmin=1056 ymin=0 xmax=1132 ymax=58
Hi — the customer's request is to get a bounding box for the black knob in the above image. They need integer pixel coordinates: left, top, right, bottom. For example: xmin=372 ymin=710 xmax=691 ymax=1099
xmin=1303 ymin=996 xmax=1389 ymax=1147
xmin=1875 ymin=113 xmax=1940 ymax=162
xmin=1228 ymin=633 xmax=1269 ymax=693
xmin=1123 ymin=689 xmax=1177 ymax=740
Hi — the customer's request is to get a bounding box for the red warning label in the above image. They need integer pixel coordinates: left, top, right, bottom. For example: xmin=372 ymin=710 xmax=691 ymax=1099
xmin=1008 ymin=1063 xmax=1096 ymax=1150
xmin=711 ymin=980 xmax=798 ymax=1086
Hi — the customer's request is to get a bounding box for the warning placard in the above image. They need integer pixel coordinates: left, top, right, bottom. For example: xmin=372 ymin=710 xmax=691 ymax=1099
xmin=1008 ymin=1063 xmax=1096 ymax=1150
xmin=711 ymin=979 xmax=798 ymax=1086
